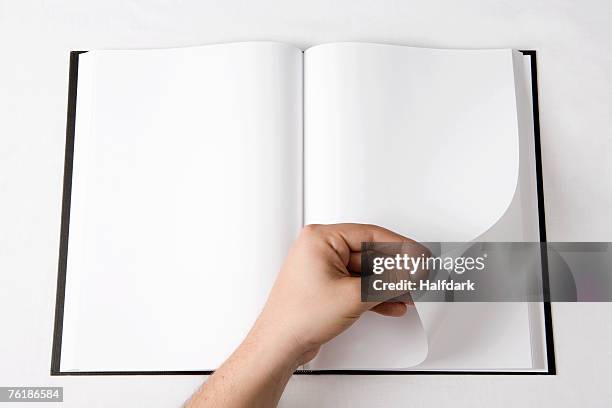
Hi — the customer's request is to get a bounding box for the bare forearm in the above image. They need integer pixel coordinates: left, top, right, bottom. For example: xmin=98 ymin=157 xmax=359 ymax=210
xmin=186 ymin=224 xmax=413 ymax=406
xmin=185 ymin=321 xmax=300 ymax=408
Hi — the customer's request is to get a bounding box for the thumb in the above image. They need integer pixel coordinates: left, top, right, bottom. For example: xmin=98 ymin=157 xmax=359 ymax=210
xmin=342 ymin=276 xmax=410 ymax=317
xmin=371 ymin=302 xmax=409 ymax=317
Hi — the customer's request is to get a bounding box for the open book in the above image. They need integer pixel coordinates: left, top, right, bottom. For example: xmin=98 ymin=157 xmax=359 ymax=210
xmin=52 ymin=42 xmax=554 ymax=375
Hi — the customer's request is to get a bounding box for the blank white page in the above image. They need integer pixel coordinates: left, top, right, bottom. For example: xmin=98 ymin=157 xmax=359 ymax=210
xmin=61 ymin=42 xmax=303 ymax=371
xmin=304 ymin=43 xmax=519 ymax=242
xmin=304 ymin=44 xmax=532 ymax=370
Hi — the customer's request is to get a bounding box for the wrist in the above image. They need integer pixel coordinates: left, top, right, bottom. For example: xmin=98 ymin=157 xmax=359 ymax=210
xmin=244 ymin=317 xmax=305 ymax=372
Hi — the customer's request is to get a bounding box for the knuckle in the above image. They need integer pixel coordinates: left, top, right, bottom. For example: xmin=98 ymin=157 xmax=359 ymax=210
xmin=302 ymin=224 xmax=322 ymax=237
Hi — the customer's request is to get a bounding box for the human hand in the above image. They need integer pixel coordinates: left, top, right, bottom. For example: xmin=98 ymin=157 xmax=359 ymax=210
xmin=188 ymin=223 xmax=420 ymax=408
xmin=252 ymin=223 xmax=418 ymax=367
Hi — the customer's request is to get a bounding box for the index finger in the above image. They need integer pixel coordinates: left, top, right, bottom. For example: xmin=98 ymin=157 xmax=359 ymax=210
xmin=327 ymin=223 xmax=415 ymax=252
xmin=311 ymin=223 xmax=415 ymax=269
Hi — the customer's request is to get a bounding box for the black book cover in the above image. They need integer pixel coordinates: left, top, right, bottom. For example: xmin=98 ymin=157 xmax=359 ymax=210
xmin=51 ymin=49 xmax=555 ymax=376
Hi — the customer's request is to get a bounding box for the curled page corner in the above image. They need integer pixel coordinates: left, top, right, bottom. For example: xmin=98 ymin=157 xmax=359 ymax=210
xmin=411 ymin=180 xmax=538 ymax=369
xmin=307 ymin=306 xmax=429 ymax=370
xmin=410 ymin=52 xmax=539 ymax=369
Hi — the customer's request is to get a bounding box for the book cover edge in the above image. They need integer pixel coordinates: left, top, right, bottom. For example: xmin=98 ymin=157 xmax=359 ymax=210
xmin=50 ymin=49 xmax=555 ymax=376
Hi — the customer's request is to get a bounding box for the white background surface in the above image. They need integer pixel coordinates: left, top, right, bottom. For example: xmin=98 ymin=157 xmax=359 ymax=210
xmin=1 ymin=0 xmax=611 ymax=406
